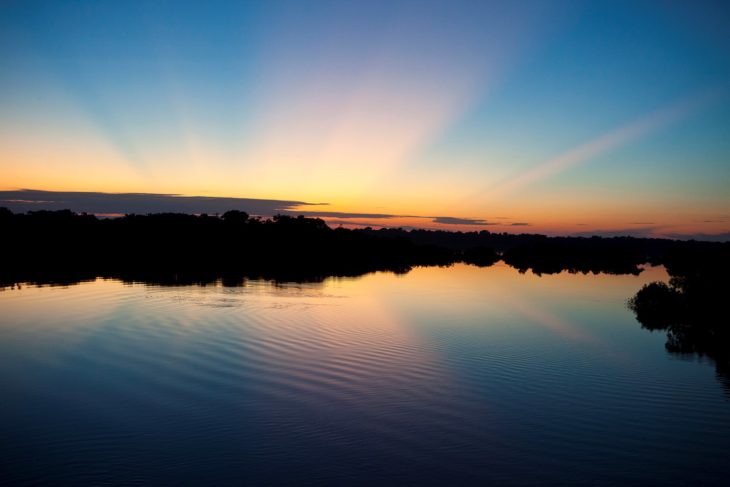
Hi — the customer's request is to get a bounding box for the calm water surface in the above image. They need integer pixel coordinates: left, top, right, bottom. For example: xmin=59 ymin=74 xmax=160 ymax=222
xmin=1 ymin=264 xmax=728 ymax=485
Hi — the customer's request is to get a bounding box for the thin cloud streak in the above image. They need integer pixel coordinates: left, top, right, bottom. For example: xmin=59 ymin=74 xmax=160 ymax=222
xmin=0 ymin=190 xmax=492 ymax=227
xmin=3 ymin=190 xmax=725 ymax=240
xmin=294 ymin=211 xmax=402 ymax=220
xmin=662 ymin=232 xmax=730 ymax=242
xmin=481 ymin=91 xmax=716 ymax=201
xmin=432 ymin=216 xmax=493 ymax=226
xmin=0 ymin=189 xmax=316 ymax=216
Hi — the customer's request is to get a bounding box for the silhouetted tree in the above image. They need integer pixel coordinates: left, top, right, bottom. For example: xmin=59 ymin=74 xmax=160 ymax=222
xmin=222 ymin=210 xmax=249 ymax=224
xmin=628 ymin=243 xmax=730 ymax=391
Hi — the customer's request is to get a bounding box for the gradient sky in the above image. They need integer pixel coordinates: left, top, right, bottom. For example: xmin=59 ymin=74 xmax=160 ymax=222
xmin=1 ymin=0 xmax=729 ymax=237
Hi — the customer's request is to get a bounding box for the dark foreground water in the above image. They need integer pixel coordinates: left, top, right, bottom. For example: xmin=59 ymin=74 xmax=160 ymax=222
xmin=1 ymin=264 xmax=728 ymax=485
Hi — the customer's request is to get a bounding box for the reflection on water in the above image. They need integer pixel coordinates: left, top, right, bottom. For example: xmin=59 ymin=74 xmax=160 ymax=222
xmin=1 ymin=264 xmax=729 ymax=485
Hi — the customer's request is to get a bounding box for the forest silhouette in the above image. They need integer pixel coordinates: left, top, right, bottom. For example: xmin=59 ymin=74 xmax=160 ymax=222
xmin=3 ymin=207 xmax=728 ymax=387
xmin=1 ymin=207 xmax=726 ymax=287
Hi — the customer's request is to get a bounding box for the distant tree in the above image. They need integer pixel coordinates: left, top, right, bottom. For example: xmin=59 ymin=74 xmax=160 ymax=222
xmin=222 ymin=210 xmax=249 ymax=224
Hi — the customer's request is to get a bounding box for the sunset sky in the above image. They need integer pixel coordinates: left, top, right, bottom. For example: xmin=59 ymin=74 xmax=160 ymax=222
xmin=1 ymin=0 xmax=729 ymax=238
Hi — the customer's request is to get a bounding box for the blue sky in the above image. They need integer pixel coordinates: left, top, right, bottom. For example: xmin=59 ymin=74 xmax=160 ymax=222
xmin=1 ymin=0 xmax=729 ymax=237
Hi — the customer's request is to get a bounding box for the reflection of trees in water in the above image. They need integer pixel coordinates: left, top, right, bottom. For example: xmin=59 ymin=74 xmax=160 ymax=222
xmin=629 ymin=245 xmax=730 ymax=392
xmin=0 ymin=208 xmax=454 ymax=288
xmin=3 ymin=207 xmax=671 ymax=287
xmin=3 ymin=208 xmax=729 ymax=390
xmin=3 ymin=207 xmax=713 ymax=286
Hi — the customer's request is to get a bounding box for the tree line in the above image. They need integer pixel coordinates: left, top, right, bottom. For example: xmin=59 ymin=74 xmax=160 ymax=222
xmin=1 ymin=207 xmax=726 ymax=287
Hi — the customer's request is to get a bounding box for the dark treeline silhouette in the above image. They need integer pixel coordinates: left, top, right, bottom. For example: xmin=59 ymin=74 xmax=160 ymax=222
xmin=361 ymin=227 xmax=683 ymax=275
xmin=629 ymin=242 xmax=730 ymax=390
xmin=4 ymin=206 xmax=729 ymax=391
xmin=1 ymin=207 xmax=727 ymax=288
xmin=0 ymin=208 xmax=455 ymax=287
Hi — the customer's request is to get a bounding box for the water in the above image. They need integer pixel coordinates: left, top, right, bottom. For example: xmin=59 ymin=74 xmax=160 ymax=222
xmin=1 ymin=263 xmax=728 ymax=485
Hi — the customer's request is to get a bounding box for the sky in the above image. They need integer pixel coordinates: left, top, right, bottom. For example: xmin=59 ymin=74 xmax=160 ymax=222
xmin=1 ymin=0 xmax=729 ymax=238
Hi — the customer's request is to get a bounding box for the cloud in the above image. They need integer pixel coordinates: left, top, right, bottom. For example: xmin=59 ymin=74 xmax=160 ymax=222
xmin=294 ymin=211 xmax=399 ymax=219
xmin=432 ymin=216 xmax=492 ymax=225
xmin=511 ymin=222 xmax=530 ymax=226
xmin=0 ymin=189 xmax=320 ymax=216
xmin=662 ymin=232 xmax=730 ymax=242
xmin=480 ymin=91 xmax=715 ymax=200
xmin=572 ymin=227 xmax=661 ymax=239
xmin=0 ymin=190 xmax=497 ymax=230
xmin=320 ymin=220 xmax=378 ymax=227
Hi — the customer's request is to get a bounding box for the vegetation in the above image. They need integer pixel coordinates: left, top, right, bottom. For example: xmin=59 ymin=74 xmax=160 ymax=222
xmin=629 ymin=243 xmax=730 ymax=389
xmin=3 ymin=206 xmax=728 ymax=388
xmin=0 ymin=208 xmax=454 ymax=286
xmin=1 ymin=207 xmax=726 ymax=287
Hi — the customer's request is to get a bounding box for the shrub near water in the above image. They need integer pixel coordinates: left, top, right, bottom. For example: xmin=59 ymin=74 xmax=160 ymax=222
xmin=628 ymin=244 xmax=730 ymax=388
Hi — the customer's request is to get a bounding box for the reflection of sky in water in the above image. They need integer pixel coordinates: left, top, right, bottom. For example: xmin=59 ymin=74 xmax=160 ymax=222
xmin=1 ymin=264 xmax=729 ymax=485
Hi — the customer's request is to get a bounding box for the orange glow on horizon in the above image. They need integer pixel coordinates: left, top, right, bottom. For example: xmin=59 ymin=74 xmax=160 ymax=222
xmin=0 ymin=178 xmax=727 ymax=239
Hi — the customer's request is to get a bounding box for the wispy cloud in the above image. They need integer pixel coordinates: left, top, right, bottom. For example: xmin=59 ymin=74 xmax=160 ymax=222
xmin=0 ymin=189 xmax=317 ymax=216
xmin=432 ymin=216 xmax=492 ymax=226
xmin=0 ymin=190 xmax=496 ymax=229
xmin=572 ymin=227 xmax=661 ymax=239
xmin=295 ymin=211 xmax=398 ymax=219
xmin=480 ymin=91 xmax=716 ymax=200
xmin=662 ymin=232 xmax=730 ymax=242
